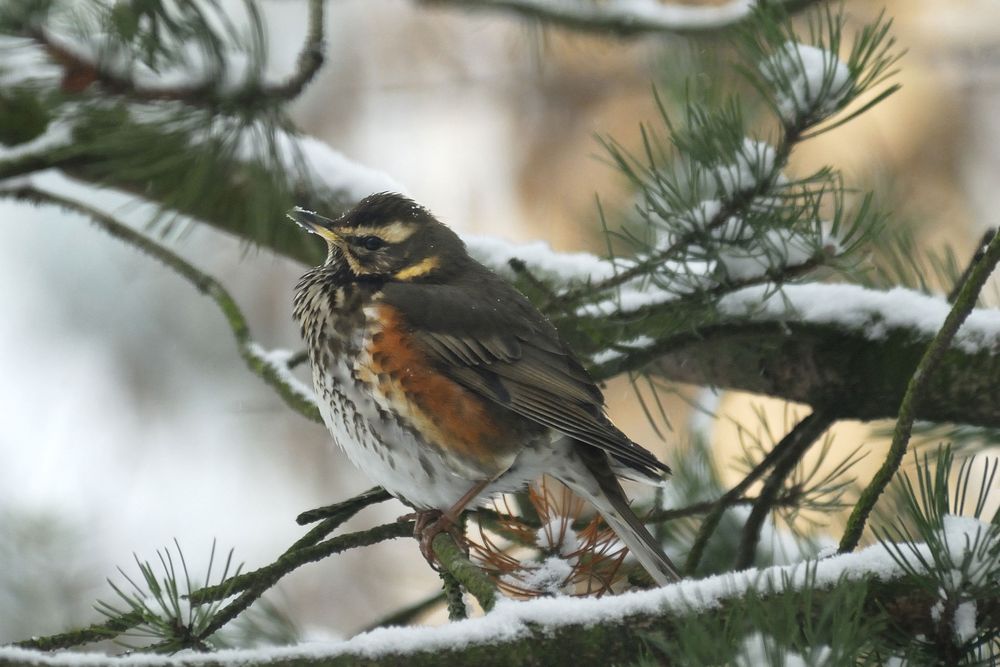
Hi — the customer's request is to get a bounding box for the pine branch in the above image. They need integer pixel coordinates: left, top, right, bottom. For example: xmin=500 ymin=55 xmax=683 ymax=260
xmin=10 ymin=611 xmax=143 ymax=652
xmin=296 ymin=487 xmax=394 ymax=526
xmin=2 ymin=185 xmax=323 ymax=424
xmin=193 ymin=522 xmax=413 ymax=640
xmin=587 ymin=297 xmax=1000 ymax=430
xmin=735 ymin=409 xmax=836 ymax=568
xmin=9 ymin=564 xmax=996 ymax=665
xmin=416 ymin=0 xmax=826 ymax=37
xmin=947 ymin=228 xmax=997 ymax=304
xmin=684 ymin=408 xmax=834 ymax=574
xmin=431 ymin=533 xmax=498 ymax=613
xmin=838 ymin=230 xmax=1000 ymax=553
xmin=26 ymin=0 xmax=326 ymax=107
xmin=259 ymin=0 xmax=326 ymax=102
xmin=439 ymin=570 xmax=468 ymax=622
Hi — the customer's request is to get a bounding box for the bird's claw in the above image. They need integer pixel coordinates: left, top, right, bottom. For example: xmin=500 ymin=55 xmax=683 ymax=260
xmin=400 ymin=510 xmax=465 ymax=570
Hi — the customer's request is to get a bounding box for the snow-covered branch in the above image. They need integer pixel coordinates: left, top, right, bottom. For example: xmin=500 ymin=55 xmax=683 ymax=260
xmin=3 ymin=517 xmax=996 ymax=665
xmin=419 ymin=0 xmax=825 ymax=36
xmin=593 ymin=282 xmax=1000 ymax=428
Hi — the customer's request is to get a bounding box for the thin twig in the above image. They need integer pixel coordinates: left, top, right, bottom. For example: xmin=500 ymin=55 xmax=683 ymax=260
xmin=11 ymin=611 xmax=143 ymax=651
xmin=543 ymin=124 xmax=804 ymax=315
xmin=839 ymin=230 xmax=1000 ymax=553
xmin=684 ymin=407 xmax=835 ymax=574
xmin=296 ymin=487 xmax=393 ymax=526
xmin=0 ymin=150 xmax=69 ymax=182
xmin=4 ymin=186 xmax=322 ymax=423
xmin=439 ymin=570 xmax=468 ymax=621
xmin=734 ymin=409 xmax=836 ymax=569
xmin=289 ymin=488 xmax=395 ymax=552
xmin=431 ymin=533 xmax=497 ymax=613
xmin=264 ymin=0 xmax=326 ymax=101
xmin=947 ymin=228 xmax=996 ymax=304
xmin=202 ymin=523 xmax=408 ymax=611
xmin=507 ymin=257 xmax=560 ymax=304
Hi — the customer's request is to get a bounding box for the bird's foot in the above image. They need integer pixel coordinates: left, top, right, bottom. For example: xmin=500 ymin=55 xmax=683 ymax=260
xmin=399 ymin=509 xmax=465 ymax=568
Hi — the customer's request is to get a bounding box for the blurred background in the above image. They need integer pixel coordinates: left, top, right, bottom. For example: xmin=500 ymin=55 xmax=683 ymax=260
xmin=2 ymin=0 xmax=999 ymax=643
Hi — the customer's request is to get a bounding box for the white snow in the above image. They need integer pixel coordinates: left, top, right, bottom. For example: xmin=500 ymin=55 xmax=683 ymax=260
xmin=518 ymin=556 xmax=575 ymax=596
xmin=953 ymin=601 xmax=978 ymax=643
xmin=761 ymin=42 xmax=853 ymax=122
xmin=713 ymin=140 xmax=778 ymax=196
xmin=245 ymin=344 xmax=318 ymax=406
xmin=734 ymin=632 xmax=831 ymax=667
xmin=0 ymin=36 xmax=62 ymax=87
xmin=460 ymin=0 xmax=757 ymax=32
xmin=0 ymin=120 xmax=73 ymax=162
xmin=717 ymin=229 xmax=817 ymax=282
xmin=269 ymin=132 xmax=406 ymax=204
xmin=3 ymin=517 xmax=990 ymax=665
xmin=590 ymin=335 xmax=656 ymax=365
xmin=536 ymin=518 xmax=580 ymax=556
xmin=577 ymin=285 xmax=676 ymax=317
xmin=941 ymin=514 xmax=998 ymax=587
xmin=719 ymin=283 xmax=1000 ymax=353
xmin=464 ymin=234 xmax=622 ymax=283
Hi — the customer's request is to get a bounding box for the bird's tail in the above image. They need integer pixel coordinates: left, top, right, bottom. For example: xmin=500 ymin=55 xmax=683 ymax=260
xmin=563 ymin=450 xmax=681 ymax=586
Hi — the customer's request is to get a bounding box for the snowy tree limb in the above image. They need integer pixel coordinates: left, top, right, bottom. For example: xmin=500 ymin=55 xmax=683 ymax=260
xmin=5 ymin=530 xmax=998 ymax=666
xmin=26 ymin=0 xmax=326 ymax=107
xmin=417 ymin=0 xmax=826 ymax=36
xmin=590 ymin=297 xmax=1000 ymax=429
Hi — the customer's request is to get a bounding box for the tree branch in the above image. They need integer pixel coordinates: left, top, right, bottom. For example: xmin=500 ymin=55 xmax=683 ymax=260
xmin=735 ymin=408 xmax=836 ymax=568
xmin=8 ymin=540 xmax=997 ymax=666
xmin=590 ymin=300 xmax=1000 ymax=430
xmin=431 ymin=533 xmax=497 ymax=613
xmin=30 ymin=0 xmax=326 ymax=107
xmin=2 ymin=185 xmax=324 ymax=423
xmin=416 ymin=0 xmax=826 ymax=37
xmin=684 ymin=408 xmax=834 ymax=574
xmin=838 ymin=230 xmax=1000 ymax=553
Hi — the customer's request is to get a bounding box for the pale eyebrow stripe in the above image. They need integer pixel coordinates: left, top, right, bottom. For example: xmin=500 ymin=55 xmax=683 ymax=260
xmin=341 ymin=221 xmax=418 ymax=243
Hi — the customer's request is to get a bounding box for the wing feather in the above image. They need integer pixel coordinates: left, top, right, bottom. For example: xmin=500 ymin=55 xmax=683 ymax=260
xmin=380 ymin=277 xmax=669 ymax=479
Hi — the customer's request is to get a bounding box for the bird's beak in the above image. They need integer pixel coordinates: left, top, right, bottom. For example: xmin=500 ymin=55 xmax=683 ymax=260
xmin=287 ymin=207 xmax=344 ymax=244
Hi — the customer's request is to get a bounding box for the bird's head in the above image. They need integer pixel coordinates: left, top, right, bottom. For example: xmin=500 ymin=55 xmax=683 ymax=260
xmin=288 ymin=192 xmax=467 ymax=282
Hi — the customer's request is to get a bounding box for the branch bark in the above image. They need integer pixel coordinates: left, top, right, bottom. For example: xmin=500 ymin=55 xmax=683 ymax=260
xmin=594 ymin=317 xmax=1000 ymax=429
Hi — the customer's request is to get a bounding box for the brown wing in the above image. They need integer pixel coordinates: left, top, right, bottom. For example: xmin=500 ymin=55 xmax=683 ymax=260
xmin=379 ymin=274 xmax=669 ymax=479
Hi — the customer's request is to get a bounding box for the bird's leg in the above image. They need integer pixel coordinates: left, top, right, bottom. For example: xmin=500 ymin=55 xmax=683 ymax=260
xmin=414 ymin=479 xmax=491 ymax=566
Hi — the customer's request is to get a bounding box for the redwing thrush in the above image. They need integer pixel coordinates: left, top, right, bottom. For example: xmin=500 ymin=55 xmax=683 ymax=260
xmin=290 ymin=193 xmax=680 ymax=585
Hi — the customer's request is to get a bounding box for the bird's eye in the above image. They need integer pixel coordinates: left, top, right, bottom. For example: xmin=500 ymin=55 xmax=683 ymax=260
xmin=360 ymin=236 xmax=384 ymax=251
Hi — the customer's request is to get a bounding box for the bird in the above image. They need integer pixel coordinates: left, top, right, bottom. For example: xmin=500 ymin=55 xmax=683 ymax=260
xmin=289 ymin=192 xmax=680 ymax=586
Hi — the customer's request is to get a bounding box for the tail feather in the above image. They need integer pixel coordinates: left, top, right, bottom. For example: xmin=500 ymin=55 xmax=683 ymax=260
xmin=564 ymin=449 xmax=681 ymax=586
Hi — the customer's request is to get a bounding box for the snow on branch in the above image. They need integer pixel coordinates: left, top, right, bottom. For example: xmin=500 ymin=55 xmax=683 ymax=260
xmin=420 ymin=0 xmax=823 ymax=36
xmin=1 ymin=516 xmax=992 ymax=665
xmin=760 ymin=41 xmax=852 ymax=123
xmin=720 ymin=283 xmax=1000 ymax=354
